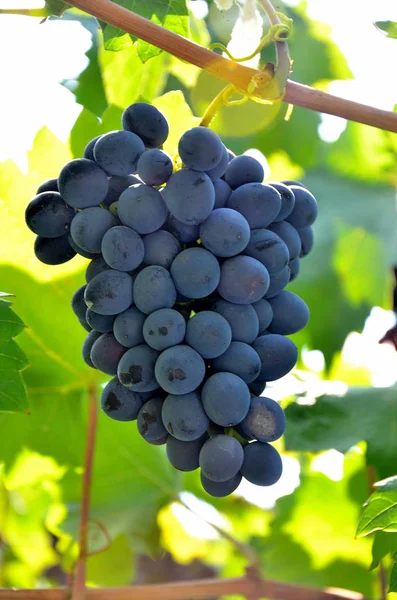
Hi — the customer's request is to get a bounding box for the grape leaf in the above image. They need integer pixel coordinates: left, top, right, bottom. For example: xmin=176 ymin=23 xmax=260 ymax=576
xmin=370 ymin=531 xmax=397 ymax=570
xmin=357 ymin=476 xmax=397 ymax=537
xmin=375 ymin=21 xmax=397 ymax=39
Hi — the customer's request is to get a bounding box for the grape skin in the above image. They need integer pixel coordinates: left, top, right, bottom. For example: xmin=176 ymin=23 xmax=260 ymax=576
xmin=93 ymin=130 xmax=145 ymax=176
xmin=113 ymin=307 xmax=146 ymax=348
xmin=83 ymin=135 xmax=102 ymax=161
xmin=162 ymin=169 xmax=215 ymax=225
xmin=241 ymin=441 xmax=283 ymax=486
xmin=224 ymin=155 xmax=264 ymax=189
xmin=248 ymin=379 xmax=267 ymax=396
xmin=101 ymin=226 xmax=145 ymax=272
xmin=137 ymin=397 xmax=167 ymax=442
xmin=227 ymin=183 xmax=281 ymax=229
xmin=86 ymin=309 xmax=115 ymax=333
xmin=154 ymin=345 xmax=206 ymax=395
xmin=143 ymin=308 xmax=186 ymax=351
xmin=59 ymin=158 xmax=109 ymax=209
xmin=244 ymin=229 xmax=289 ymax=275
xmin=240 ymin=396 xmax=286 ymax=442
xmin=117 ymin=344 xmax=160 ymax=392
xmin=212 ymin=341 xmax=261 ymax=383
xmin=268 ymin=221 xmax=301 ymax=261
xmin=142 ymin=231 xmax=181 ymax=270
xmin=68 ymin=236 xmax=99 ymax=259
xmin=201 ymin=472 xmax=242 ymax=497
xmin=166 ymin=435 xmax=208 ymax=472
xmin=265 ymin=265 xmax=290 ymax=299
xmin=166 ymin=215 xmax=200 ymax=244
xmin=82 ymin=330 xmax=101 ymax=368
xmin=25 ymin=192 xmax=75 ymax=238
xmin=101 ymin=377 xmax=144 ymax=421
xmin=185 ymin=311 xmax=232 ymax=359
xmin=103 ymin=175 xmax=141 ymax=207
xmin=137 ymin=148 xmax=173 ymax=186
xmin=162 ymin=391 xmax=209 ymax=441
xmin=90 ymin=332 xmax=127 ymax=375
xmin=118 ymin=184 xmax=168 ymax=234
xmin=213 ymin=179 xmax=232 ymax=209
xmin=218 ymin=256 xmax=270 ymax=305
xmin=85 ymin=256 xmax=110 ymax=283
xmin=37 ymin=178 xmax=58 ymax=194
xmin=268 ymin=182 xmax=296 ymax=221
xmin=212 ymin=300 xmax=259 ymax=344
xmin=171 ymin=248 xmax=220 ymax=299
xmin=85 ymin=270 xmax=133 ymax=316
xmin=72 ymin=285 xmax=88 ymax=322
xmin=199 ymin=435 xmax=244 ymax=482
xmin=289 ymin=258 xmax=300 ymax=281
xmin=298 ymin=226 xmax=314 ymax=257
xmin=34 ymin=234 xmax=76 ymax=265
xmin=199 ymin=208 xmax=250 ymax=258
xmin=268 ymin=291 xmax=309 ymax=335
xmin=286 ymin=185 xmax=318 ymax=228
xmin=205 ymin=145 xmax=229 ymax=180
xmin=252 ymin=298 xmax=273 ymax=333
xmin=201 ymin=372 xmax=251 ymax=427
xmin=122 ymin=102 xmax=169 ymax=148
xmin=252 ymin=334 xmax=298 ymax=381
xmin=178 ymin=126 xmax=224 ymax=171
xmin=133 ymin=266 xmax=177 ymax=315
xmin=70 ymin=207 xmax=118 ymax=254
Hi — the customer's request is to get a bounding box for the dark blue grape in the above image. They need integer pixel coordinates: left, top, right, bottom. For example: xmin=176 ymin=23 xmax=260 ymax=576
xmin=252 ymin=298 xmax=273 ymax=333
xmin=79 ymin=319 xmax=91 ymax=333
xmin=166 ymin=434 xmax=207 ymax=471
xmin=101 ymin=377 xmax=144 ymax=421
xmin=162 ymin=169 xmax=215 ymax=225
xmin=103 ymin=174 xmax=141 ymax=207
xmin=265 ymin=265 xmax=290 ymax=299
xmin=142 ymin=230 xmax=181 ymax=270
xmin=218 ymin=256 xmax=269 ymax=305
xmin=118 ymin=184 xmax=168 ymax=234
xmin=133 ymin=266 xmax=177 ymax=314
xmin=268 ymin=182 xmax=296 ymax=221
xmin=199 ymin=435 xmax=244 ymax=482
xmin=268 ymin=291 xmax=309 ymax=335
xmin=282 ymin=179 xmax=305 ymax=187
xmin=68 ymin=236 xmax=99 ymax=259
xmin=252 ymin=334 xmax=298 ymax=381
xmin=72 ymin=285 xmax=88 ymax=322
xmin=199 ymin=208 xmax=250 ymax=257
xmin=154 ymin=345 xmax=205 ymax=395
xmin=212 ymin=342 xmax=261 ymax=383
xmin=137 ymin=148 xmax=173 ymax=186
xmin=93 ymin=130 xmax=145 ymax=176
xmin=86 ymin=308 xmax=115 ymax=333
xmin=59 ymin=159 xmax=109 ymax=209
xmin=113 ymin=306 xmax=146 ymax=348
xmin=212 ymin=300 xmax=259 ymax=344
xmin=298 ymin=226 xmax=314 ymax=257
xmin=85 ymin=270 xmax=133 ymax=315
xmin=241 ymin=441 xmax=282 ymax=486
xmin=205 ymin=145 xmax=229 ymax=180
xmin=70 ymin=207 xmax=118 ymax=254
xmin=224 ymin=155 xmax=264 ymax=189
xmin=137 ymin=397 xmax=167 ymax=442
xmin=201 ymin=472 xmax=242 ymax=497
xmin=143 ymin=308 xmax=186 ymax=351
xmin=82 ymin=330 xmax=101 ymax=368
xmin=227 ymin=183 xmax=281 ymax=228
xmin=162 ymin=391 xmax=209 ymax=441
xmin=101 ymin=226 xmax=144 ymax=272
xmin=85 ymin=256 xmax=110 ymax=283
xmin=248 ymin=379 xmax=267 ymax=396
xmin=178 ymin=126 xmax=223 ymax=171
xmin=286 ymin=186 xmax=318 ymax=228
xmin=289 ymin=258 xmax=300 ymax=281
xmin=83 ymin=135 xmax=102 ymax=161
xmin=26 ymin=192 xmax=75 ymax=238
xmin=213 ymin=179 xmax=232 ymax=209
xmin=122 ymin=102 xmax=169 ymax=148
xmin=148 ymin=434 xmax=169 ymax=446
xmin=185 ymin=311 xmax=231 ymax=359
xmin=90 ymin=332 xmax=127 ymax=375
xmin=171 ymin=248 xmax=220 ymax=299
xmin=202 ymin=372 xmax=250 ymax=426
xmin=36 ymin=178 xmax=58 ymax=194
xmin=117 ymin=344 xmax=159 ymax=392
xmin=244 ymin=229 xmax=289 ymax=275
xmin=166 ymin=214 xmax=200 ymax=243
xmin=34 ymin=234 xmax=76 ymax=265
xmin=240 ymin=396 xmax=285 ymax=443
xmin=268 ymin=221 xmax=301 ymax=260
xmin=207 ymin=422 xmax=225 ymax=438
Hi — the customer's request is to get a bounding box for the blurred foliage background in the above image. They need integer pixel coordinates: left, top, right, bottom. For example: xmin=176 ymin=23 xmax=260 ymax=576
xmin=0 ymin=0 xmax=397 ymax=596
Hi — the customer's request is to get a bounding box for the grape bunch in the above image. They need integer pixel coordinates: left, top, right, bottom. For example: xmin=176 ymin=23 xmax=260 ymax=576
xmin=25 ymin=101 xmax=317 ymax=498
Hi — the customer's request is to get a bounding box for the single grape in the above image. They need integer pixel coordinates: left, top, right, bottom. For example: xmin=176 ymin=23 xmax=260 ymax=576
xmin=118 ymin=184 xmax=168 ymax=235
xmin=166 ymin=214 xmax=200 ymax=244
xmin=199 ymin=435 xmax=244 ymax=482
xmin=83 ymin=135 xmax=102 ymax=161
xmin=240 ymin=395 xmax=285 ymax=442
xmin=178 ymin=126 xmax=224 ymax=171
xmin=34 ymin=234 xmax=76 ymax=265
xmin=218 ymin=256 xmax=269 ymax=304
xmin=289 ymin=258 xmax=300 ymax=281
xmin=90 ymin=332 xmax=127 ymax=375
xmin=142 ymin=230 xmax=181 ymax=270
xmin=86 ymin=308 xmax=115 ymax=333
xmin=205 ymin=145 xmax=229 ymax=180
xmin=154 ymin=345 xmax=205 ymax=395
xmin=298 ymin=226 xmax=314 ymax=257
xmin=113 ymin=307 xmax=146 ymax=348
xmin=101 ymin=377 xmax=144 ymax=421
xmin=85 ymin=271 xmax=133 ymax=315
xmin=122 ymin=102 xmax=169 ymax=148
xmin=36 ymin=178 xmax=58 ymax=194
xmin=264 ymin=265 xmax=290 ymax=299
xmin=268 ymin=182 xmax=296 ymax=221
xmin=171 ymin=248 xmax=220 ymax=299
xmin=93 ymin=130 xmax=145 ymax=176
xmin=70 ymin=207 xmax=118 ymax=254
xmin=85 ymin=256 xmax=110 ymax=283
xmin=248 ymin=379 xmax=267 ymax=396
xmin=147 ymin=434 xmax=169 ymax=446
xmin=72 ymin=285 xmax=88 ymax=322
xmin=227 ymin=183 xmax=281 ymax=229
xmin=212 ymin=300 xmax=259 ymax=344
xmin=268 ymin=291 xmax=310 ymax=335
xmin=212 ymin=341 xmax=261 ymax=383
xmin=117 ymin=344 xmax=159 ymax=392
xmin=103 ymin=174 xmax=141 ymax=207
xmin=199 ymin=208 xmax=250 ymax=257
xmin=286 ymin=186 xmax=318 ymax=228
xmin=185 ymin=311 xmax=232 ymax=359
xmin=213 ymin=179 xmax=232 ymax=209
xmin=201 ymin=372 xmax=250 ymax=426
xmin=244 ymin=229 xmax=289 ymax=275
xmin=241 ymin=441 xmax=283 ymax=486
xmin=200 ymin=472 xmax=242 ymax=497
xmin=252 ymin=298 xmax=273 ymax=333
xmin=252 ymin=334 xmax=298 ymax=381
xmin=137 ymin=148 xmax=173 ymax=186
xmin=137 ymin=397 xmax=167 ymax=442
xmin=268 ymin=221 xmax=301 ymax=261
xmin=101 ymin=226 xmax=145 ymax=272
xmin=143 ymin=308 xmax=186 ymax=351
xmin=224 ymin=155 xmax=264 ymax=189
xmin=133 ymin=266 xmax=177 ymax=314
xmin=58 ymin=158 xmax=109 ymax=209
xmin=166 ymin=434 xmax=208 ymax=472
xmin=82 ymin=330 xmax=101 ymax=368
xmin=162 ymin=391 xmax=209 ymax=441
xmin=162 ymin=169 xmax=215 ymax=225
xmin=25 ymin=192 xmax=75 ymax=238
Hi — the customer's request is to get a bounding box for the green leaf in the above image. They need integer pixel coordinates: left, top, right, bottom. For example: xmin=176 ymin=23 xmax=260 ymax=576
xmin=375 ymin=21 xmax=397 ymax=39
xmin=357 ymin=476 xmax=397 ymax=537
xmin=370 ymin=531 xmax=397 ymax=570
xmin=100 ymin=0 xmax=189 ymax=62
xmin=285 ymin=387 xmax=397 ymax=480
xmin=44 ymin=0 xmax=69 ymax=16
xmin=86 ymin=534 xmax=135 ymax=586
xmin=389 ymin=561 xmax=397 ymax=592
xmin=0 ymin=298 xmax=28 ymax=414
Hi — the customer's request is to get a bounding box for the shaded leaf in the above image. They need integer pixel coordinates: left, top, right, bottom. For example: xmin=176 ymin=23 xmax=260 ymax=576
xmin=86 ymin=534 xmax=135 ymax=586
xmin=390 ymin=561 xmax=397 ymax=592
xmin=370 ymin=531 xmax=397 ymax=570
xmin=375 ymin=21 xmax=397 ymax=39
xmin=0 ymin=298 xmax=28 ymax=414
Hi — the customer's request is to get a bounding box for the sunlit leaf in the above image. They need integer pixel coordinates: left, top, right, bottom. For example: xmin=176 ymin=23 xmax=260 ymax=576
xmin=375 ymin=21 xmax=397 ymax=39
xmin=357 ymin=476 xmax=397 ymax=537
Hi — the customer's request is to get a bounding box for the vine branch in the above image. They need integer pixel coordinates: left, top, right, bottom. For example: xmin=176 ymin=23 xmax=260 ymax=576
xmin=58 ymin=0 xmax=397 ymax=133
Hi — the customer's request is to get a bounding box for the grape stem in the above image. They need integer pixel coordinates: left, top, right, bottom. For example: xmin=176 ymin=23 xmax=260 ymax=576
xmin=54 ymin=0 xmax=397 ymax=132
